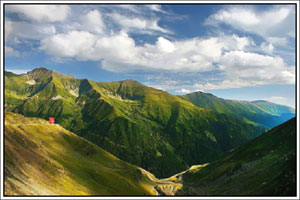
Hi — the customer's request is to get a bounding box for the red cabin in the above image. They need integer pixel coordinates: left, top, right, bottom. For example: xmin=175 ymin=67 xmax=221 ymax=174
xmin=49 ymin=117 xmax=55 ymax=124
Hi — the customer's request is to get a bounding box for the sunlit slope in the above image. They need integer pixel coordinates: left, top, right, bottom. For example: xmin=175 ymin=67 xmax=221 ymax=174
xmin=6 ymin=68 xmax=83 ymax=130
xmin=5 ymin=68 xmax=264 ymax=177
xmin=176 ymin=117 xmax=296 ymax=196
xmin=81 ymin=80 xmax=264 ymax=177
xmin=180 ymin=91 xmax=295 ymax=128
xmin=4 ymin=112 xmax=157 ymax=196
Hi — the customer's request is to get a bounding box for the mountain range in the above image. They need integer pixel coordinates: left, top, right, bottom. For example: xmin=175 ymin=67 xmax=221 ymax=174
xmin=4 ymin=67 xmax=295 ymax=177
xmin=181 ymin=91 xmax=295 ymax=128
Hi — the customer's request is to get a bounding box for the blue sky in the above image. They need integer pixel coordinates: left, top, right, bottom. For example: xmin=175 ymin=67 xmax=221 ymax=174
xmin=4 ymin=4 xmax=296 ymax=108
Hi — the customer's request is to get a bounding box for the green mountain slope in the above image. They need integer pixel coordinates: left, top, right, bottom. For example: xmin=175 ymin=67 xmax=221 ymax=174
xmin=4 ymin=112 xmax=158 ymax=195
xmin=180 ymin=91 xmax=295 ymax=128
xmin=170 ymin=117 xmax=296 ymax=196
xmin=5 ymin=68 xmax=264 ymax=177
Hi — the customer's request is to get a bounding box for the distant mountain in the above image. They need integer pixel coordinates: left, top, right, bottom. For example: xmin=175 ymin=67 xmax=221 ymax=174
xmin=4 ymin=112 xmax=158 ymax=195
xmin=167 ymin=117 xmax=296 ymax=196
xmin=5 ymin=68 xmax=264 ymax=177
xmin=180 ymin=91 xmax=295 ymax=128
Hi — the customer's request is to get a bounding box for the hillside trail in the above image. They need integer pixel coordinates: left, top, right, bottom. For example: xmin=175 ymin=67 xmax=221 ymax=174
xmin=139 ymin=164 xmax=209 ymax=196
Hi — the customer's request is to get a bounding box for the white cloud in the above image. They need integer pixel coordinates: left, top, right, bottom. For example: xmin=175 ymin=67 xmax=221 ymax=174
xmin=6 ymin=5 xmax=70 ymax=22
xmin=266 ymin=37 xmax=288 ymax=46
xmin=206 ymin=6 xmax=294 ymax=44
xmin=193 ymin=79 xmax=260 ymax=90
xmin=40 ymin=31 xmax=98 ymax=58
xmin=81 ymin=10 xmax=105 ymax=34
xmin=5 ymin=20 xmax=56 ymax=42
xmin=41 ymin=32 xmax=228 ymax=72
xmin=260 ymin=42 xmax=274 ymax=54
xmin=4 ymin=4 xmax=295 ymax=95
xmin=40 ymin=30 xmax=272 ymax=76
xmin=5 ymin=46 xmax=20 ymax=57
xmin=114 ymin=5 xmax=140 ymax=12
xmin=145 ymin=5 xmax=168 ymax=13
xmin=40 ymin=31 xmax=137 ymax=66
xmin=107 ymin=12 xmax=172 ymax=34
xmin=219 ymin=50 xmax=295 ymax=84
xmin=156 ymin=37 xmax=175 ymax=53
xmin=175 ymin=88 xmax=192 ymax=94
xmin=268 ymin=96 xmax=286 ymax=101
xmin=148 ymin=77 xmax=259 ymax=93
xmin=232 ymin=35 xmax=250 ymax=50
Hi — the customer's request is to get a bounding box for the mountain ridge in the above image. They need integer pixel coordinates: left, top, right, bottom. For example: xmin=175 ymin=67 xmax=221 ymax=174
xmin=180 ymin=91 xmax=294 ymax=128
xmin=5 ymin=67 xmax=288 ymax=177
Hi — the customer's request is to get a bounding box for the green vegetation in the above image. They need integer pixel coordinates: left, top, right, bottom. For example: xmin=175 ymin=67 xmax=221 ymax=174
xmin=4 ymin=68 xmax=296 ymax=196
xmin=176 ymin=117 xmax=296 ymax=196
xmin=180 ymin=91 xmax=295 ymax=129
xmin=5 ymin=112 xmax=157 ymax=195
xmin=5 ymin=68 xmax=265 ymax=177
xmin=4 ymin=113 xmax=296 ymax=196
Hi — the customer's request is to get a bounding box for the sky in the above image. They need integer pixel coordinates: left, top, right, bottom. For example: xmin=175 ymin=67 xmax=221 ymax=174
xmin=4 ymin=4 xmax=296 ymax=108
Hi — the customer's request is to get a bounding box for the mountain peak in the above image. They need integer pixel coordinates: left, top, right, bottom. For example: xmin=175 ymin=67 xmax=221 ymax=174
xmin=120 ymin=79 xmax=144 ymax=85
xmin=29 ymin=67 xmax=52 ymax=74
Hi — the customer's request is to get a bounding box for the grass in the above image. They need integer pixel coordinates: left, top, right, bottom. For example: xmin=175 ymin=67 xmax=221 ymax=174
xmin=4 ymin=112 xmax=157 ymax=196
xmin=5 ymin=68 xmax=265 ymax=178
xmin=178 ymin=117 xmax=296 ymax=196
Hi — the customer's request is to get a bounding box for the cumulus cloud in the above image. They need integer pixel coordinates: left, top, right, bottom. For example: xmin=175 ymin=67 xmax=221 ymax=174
xmin=40 ymin=31 xmax=138 ymax=68
xmin=41 ymin=32 xmax=252 ymax=72
xmin=5 ymin=4 xmax=295 ymax=92
xmin=5 ymin=46 xmax=20 ymax=57
xmin=175 ymin=88 xmax=192 ymax=94
xmin=6 ymin=5 xmax=70 ymax=22
xmin=107 ymin=12 xmax=172 ymax=34
xmin=260 ymin=42 xmax=274 ymax=54
xmin=205 ymin=6 xmax=294 ymax=44
xmin=156 ymin=37 xmax=175 ymax=53
xmin=81 ymin=10 xmax=106 ymax=34
xmin=5 ymin=20 xmax=56 ymax=42
xmin=219 ymin=50 xmax=295 ymax=84
xmin=41 ymin=28 xmax=294 ymax=84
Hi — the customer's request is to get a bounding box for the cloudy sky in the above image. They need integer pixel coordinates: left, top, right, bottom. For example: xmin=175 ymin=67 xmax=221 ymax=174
xmin=4 ymin=4 xmax=296 ymax=107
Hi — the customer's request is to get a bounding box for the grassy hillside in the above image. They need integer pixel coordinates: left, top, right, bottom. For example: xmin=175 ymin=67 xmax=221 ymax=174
xmin=4 ymin=112 xmax=158 ymax=196
xmin=180 ymin=91 xmax=295 ymax=129
xmin=5 ymin=68 xmax=264 ymax=177
xmin=4 ymin=113 xmax=296 ymax=196
xmin=172 ymin=117 xmax=296 ymax=196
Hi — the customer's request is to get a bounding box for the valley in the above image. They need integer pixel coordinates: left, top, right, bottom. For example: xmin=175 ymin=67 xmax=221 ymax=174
xmin=4 ymin=112 xmax=296 ymax=196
